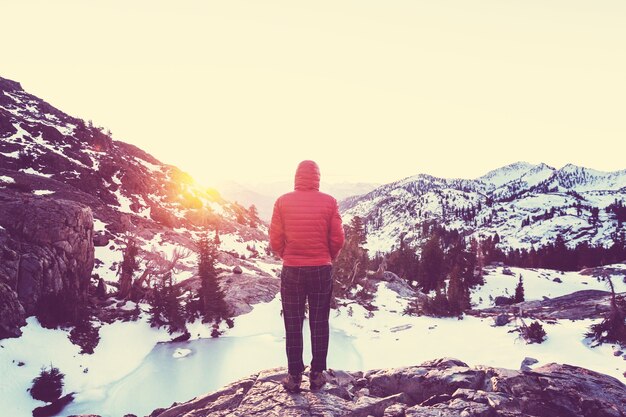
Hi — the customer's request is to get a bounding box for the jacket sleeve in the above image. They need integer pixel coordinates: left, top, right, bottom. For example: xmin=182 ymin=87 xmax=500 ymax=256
xmin=329 ymin=199 xmax=345 ymax=260
xmin=269 ymin=198 xmax=285 ymax=258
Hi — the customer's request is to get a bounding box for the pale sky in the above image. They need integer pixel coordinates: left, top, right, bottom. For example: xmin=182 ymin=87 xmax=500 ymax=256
xmin=1 ymin=1 xmax=625 ymax=187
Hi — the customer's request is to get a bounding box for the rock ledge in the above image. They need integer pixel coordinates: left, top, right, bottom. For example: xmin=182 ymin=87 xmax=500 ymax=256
xmin=74 ymin=357 xmax=626 ymax=417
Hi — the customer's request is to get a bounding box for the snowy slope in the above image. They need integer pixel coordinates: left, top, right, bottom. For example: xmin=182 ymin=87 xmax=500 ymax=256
xmin=340 ymin=161 xmax=626 ymax=254
xmin=0 ymin=76 xmax=261 ymax=233
xmin=0 ymin=75 xmax=271 ymax=291
xmin=2 ymin=265 xmax=625 ymax=417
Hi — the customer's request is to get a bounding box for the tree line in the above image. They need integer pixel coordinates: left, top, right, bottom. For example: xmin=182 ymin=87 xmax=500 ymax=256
xmin=334 ymin=213 xmax=626 ymax=318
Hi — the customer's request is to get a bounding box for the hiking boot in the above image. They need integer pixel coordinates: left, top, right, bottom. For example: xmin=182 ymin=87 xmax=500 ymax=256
xmin=281 ymin=373 xmax=302 ymax=393
xmin=309 ymin=370 xmax=326 ymax=391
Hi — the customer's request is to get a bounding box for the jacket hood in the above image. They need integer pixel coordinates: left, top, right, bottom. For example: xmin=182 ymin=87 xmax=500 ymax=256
xmin=294 ymin=160 xmax=320 ymax=191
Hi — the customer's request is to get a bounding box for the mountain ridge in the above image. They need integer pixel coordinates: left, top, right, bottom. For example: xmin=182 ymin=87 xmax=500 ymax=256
xmin=340 ymin=161 xmax=626 ymax=254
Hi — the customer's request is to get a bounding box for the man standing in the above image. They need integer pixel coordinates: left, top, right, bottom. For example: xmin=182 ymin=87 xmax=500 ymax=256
xmin=269 ymin=160 xmax=345 ymax=393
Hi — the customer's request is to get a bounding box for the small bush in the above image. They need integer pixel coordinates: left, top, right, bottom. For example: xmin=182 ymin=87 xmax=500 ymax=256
xmin=586 ymin=275 xmax=626 ymax=346
xmin=69 ymin=319 xmax=100 ymax=354
xmin=523 ymin=321 xmax=547 ymax=344
xmin=30 ymin=366 xmax=64 ymax=402
xmin=211 ymin=323 xmax=223 ymax=338
xmin=586 ymin=295 xmax=626 ymax=345
xmin=421 ymin=291 xmax=457 ymax=317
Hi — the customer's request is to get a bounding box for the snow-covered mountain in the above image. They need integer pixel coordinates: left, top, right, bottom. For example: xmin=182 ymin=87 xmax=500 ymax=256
xmin=0 ymin=76 xmax=264 ymax=236
xmin=0 ymin=75 xmax=276 ymax=338
xmin=340 ymin=162 xmax=626 ymax=254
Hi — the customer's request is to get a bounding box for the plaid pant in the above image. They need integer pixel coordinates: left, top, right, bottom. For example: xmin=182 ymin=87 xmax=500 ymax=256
xmin=280 ymin=265 xmax=333 ymax=375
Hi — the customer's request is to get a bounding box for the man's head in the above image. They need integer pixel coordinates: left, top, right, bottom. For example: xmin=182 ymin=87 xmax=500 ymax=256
xmin=294 ymin=160 xmax=320 ymax=191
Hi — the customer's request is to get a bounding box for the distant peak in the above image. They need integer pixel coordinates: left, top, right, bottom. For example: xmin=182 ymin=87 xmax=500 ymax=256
xmin=536 ymin=162 xmax=554 ymax=169
xmin=481 ymin=161 xmax=533 ymax=177
xmin=557 ymin=164 xmax=600 ymax=175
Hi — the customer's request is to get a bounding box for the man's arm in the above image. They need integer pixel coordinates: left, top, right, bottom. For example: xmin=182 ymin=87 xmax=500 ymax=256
xmin=269 ymin=198 xmax=285 ymax=258
xmin=329 ymin=198 xmax=345 ymax=260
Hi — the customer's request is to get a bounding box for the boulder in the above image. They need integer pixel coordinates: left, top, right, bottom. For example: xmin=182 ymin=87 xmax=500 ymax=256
xmin=520 ymin=356 xmax=539 ymax=371
xmin=494 ymin=314 xmax=509 ymax=326
xmin=93 ymin=232 xmax=111 ymax=247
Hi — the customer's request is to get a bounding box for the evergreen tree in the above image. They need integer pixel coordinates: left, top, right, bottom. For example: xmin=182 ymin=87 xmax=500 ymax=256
xmin=386 ymin=234 xmax=419 ymax=282
xmin=447 ymin=265 xmax=470 ymax=315
xmin=197 ymin=231 xmax=230 ymax=322
xmin=30 ymin=366 xmax=64 ymax=402
xmin=418 ymin=234 xmax=445 ymax=292
xmin=248 ymin=204 xmax=260 ymax=227
xmin=333 ymin=216 xmax=369 ymax=296
xmin=420 ymin=284 xmax=451 ymax=317
xmin=148 ymin=271 xmax=186 ymax=334
xmin=118 ymin=234 xmax=139 ymax=299
xmin=514 ymin=274 xmax=525 ymax=303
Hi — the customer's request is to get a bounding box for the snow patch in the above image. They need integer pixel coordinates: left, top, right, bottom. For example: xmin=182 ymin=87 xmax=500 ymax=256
xmin=19 ymin=167 xmax=53 ymax=178
xmin=32 ymin=189 xmax=55 ymax=196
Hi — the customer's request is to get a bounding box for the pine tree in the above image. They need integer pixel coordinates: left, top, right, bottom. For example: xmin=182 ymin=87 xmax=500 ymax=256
xmin=197 ymin=231 xmax=229 ymax=322
xmin=214 ymin=227 xmax=221 ymax=245
xmin=418 ymin=235 xmax=445 ymax=293
xmin=31 ymin=366 xmax=64 ymax=402
xmin=118 ymin=234 xmax=139 ymax=299
xmin=386 ymin=234 xmax=419 ymax=282
xmin=148 ymin=271 xmax=186 ymax=334
xmin=248 ymin=205 xmax=260 ymax=228
xmin=514 ymin=274 xmax=525 ymax=303
xmin=333 ymin=216 xmax=369 ymax=297
xmin=447 ymin=265 xmax=470 ymax=315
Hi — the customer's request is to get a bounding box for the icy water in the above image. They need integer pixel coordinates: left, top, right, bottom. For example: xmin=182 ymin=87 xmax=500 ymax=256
xmin=61 ymin=328 xmax=361 ymax=417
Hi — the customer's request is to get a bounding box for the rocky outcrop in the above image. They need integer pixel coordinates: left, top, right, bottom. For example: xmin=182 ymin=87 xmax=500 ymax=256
xmin=0 ymin=195 xmax=94 ymax=338
xmin=0 ymin=280 xmax=26 ymax=338
xmin=125 ymin=357 xmax=626 ymax=417
xmin=469 ymin=289 xmax=620 ymax=320
xmin=179 ymin=272 xmax=280 ymax=316
xmin=220 ymin=272 xmax=279 ymax=316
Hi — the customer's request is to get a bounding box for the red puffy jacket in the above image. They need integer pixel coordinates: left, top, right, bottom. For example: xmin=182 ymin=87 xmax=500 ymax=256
xmin=269 ymin=160 xmax=345 ymax=266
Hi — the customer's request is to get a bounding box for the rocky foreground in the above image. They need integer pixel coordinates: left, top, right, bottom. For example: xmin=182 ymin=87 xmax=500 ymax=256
xmin=71 ymin=357 xmax=626 ymax=417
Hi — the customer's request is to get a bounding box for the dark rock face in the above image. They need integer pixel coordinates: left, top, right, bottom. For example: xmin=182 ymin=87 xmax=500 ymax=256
xmin=0 ymin=196 xmax=94 ymax=337
xmin=126 ymin=358 xmax=626 ymax=417
xmin=0 ymin=280 xmax=26 ymax=338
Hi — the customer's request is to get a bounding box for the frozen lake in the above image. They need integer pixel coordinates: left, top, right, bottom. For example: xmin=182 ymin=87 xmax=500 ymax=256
xmin=61 ymin=301 xmax=362 ymax=417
